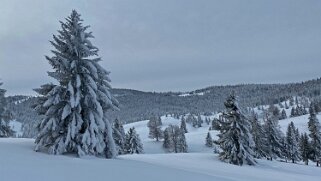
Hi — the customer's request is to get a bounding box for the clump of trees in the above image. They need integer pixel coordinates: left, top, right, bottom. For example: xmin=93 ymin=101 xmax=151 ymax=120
xmin=147 ymin=116 xmax=163 ymax=141
xmin=163 ymin=125 xmax=187 ymax=153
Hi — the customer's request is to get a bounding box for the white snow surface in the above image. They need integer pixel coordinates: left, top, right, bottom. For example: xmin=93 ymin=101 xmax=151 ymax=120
xmin=0 ymin=139 xmax=214 ymax=181
xmin=1 ymin=114 xmax=321 ymax=181
xmin=122 ymin=153 xmax=321 ymax=181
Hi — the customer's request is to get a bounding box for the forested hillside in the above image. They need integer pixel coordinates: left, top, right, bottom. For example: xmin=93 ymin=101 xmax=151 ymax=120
xmin=6 ymin=78 xmax=321 ymax=138
xmin=108 ymin=78 xmax=321 ymax=122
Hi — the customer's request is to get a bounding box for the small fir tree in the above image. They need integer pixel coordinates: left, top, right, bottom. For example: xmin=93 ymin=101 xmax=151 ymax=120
xmin=124 ymin=127 xmax=143 ymax=154
xmin=197 ymin=115 xmax=203 ymax=127
xmin=180 ymin=117 xmax=188 ymax=133
xmin=290 ymin=107 xmax=296 ymax=117
xmin=250 ymin=114 xmax=267 ymax=158
xmin=299 ymin=133 xmax=310 ymax=165
xmin=205 ymin=132 xmax=213 ymax=147
xmin=280 ymin=109 xmax=287 ymax=120
xmin=263 ymin=112 xmax=283 ymax=160
xmin=113 ymin=118 xmax=126 ymax=155
xmin=308 ymin=105 xmax=321 ymax=166
xmin=285 ymin=122 xmax=300 ymax=163
xmin=147 ymin=116 xmax=163 ymax=141
xmin=163 ymin=127 xmax=173 ymax=150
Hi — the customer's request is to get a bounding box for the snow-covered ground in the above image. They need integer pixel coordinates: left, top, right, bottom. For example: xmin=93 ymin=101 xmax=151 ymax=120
xmin=1 ymin=137 xmax=320 ymax=181
xmin=121 ymin=153 xmax=321 ymax=181
xmin=279 ymin=114 xmax=310 ymax=134
xmin=2 ymin=113 xmax=320 ymax=181
xmin=0 ymin=139 xmax=214 ymax=181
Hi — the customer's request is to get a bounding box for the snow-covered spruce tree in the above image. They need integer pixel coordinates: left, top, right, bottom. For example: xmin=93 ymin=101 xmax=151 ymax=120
xmin=197 ymin=115 xmax=203 ymax=127
xmin=268 ymin=104 xmax=281 ymax=120
xmin=163 ymin=127 xmax=173 ymax=151
xmin=156 ymin=116 xmax=162 ymax=126
xmin=124 ymin=127 xmax=143 ymax=154
xmin=113 ymin=118 xmax=126 ymax=155
xmin=192 ymin=115 xmax=198 ymax=128
xmin=147 ymin=116 xmax=163 ymax=141
xmin=163 ymin=125 xmax=187 ymax=153
xmin=185 ymin=114 xmax=194 ymax=124
xmin=250 ymin=114 xmax=267 ymax=159
xmin=213 ymin=93 xmax=255 ymax=166
xmin=177 ymin=128 xmax=188 ymax=153
xmin=299 ymin=133 xmax=310 ymax=165
xmin=289 ymin=97 xmax=294 ymax=106
xmin=294 ymin=128 xmax=300 ymax=143
xmin=34 ymin=10 xmax=119 ymax=158
xmin=311 ymin=101 xmax=321 ymax=113
xmin=0 ymin=82 xmax=14 ymax=137
xmin=308 ymin=105 xmax=321 ymax=166
xmin=290 ymin=107 xmax=297 ymax=117
xmin=296 ymin=106 xmax=307 ymax=116
xmin=205 ymin=132 xmax=213 ymax=147
xmin=205 ymin=117 xmax=211 ymax=125
xmin=263 ymin=112 xmax=284 ymax=161
xmin=280 ymin=109 xmax=287 ymax=120
xmin=295 ymin=96 xmax=299 ymax=106
xmin=285 ymin=122 xmax=300 ymax=163
xmin=180 ymin=117 xmax=188 ymax=133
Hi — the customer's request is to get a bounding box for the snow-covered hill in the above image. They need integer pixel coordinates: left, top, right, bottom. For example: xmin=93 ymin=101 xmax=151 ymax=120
xmin=1 ymin=114 xmax=320 ymax=181
xmin=123 ymin=115 xmax=218 ymax=154
xmin=124 ymin=113 xmax=315 ymax=154
xmin=121 ymin=153 xmax=321 ymax=181
xmin=0 ymin=139 xmax=215 ymax=181
xmin=1 ymin=137 xmax=321 ymax=181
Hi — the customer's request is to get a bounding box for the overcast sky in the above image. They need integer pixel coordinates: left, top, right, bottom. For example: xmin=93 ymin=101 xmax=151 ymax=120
xmin=1 ymin=0 xmax=321 ymax=95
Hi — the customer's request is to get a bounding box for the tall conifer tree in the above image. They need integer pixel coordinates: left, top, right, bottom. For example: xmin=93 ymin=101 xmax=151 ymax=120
xmin=214 ymin=93 xmax=255 ymax=165
xmin=34 ymin=10 xmax=119 ymax=158
xmin=308 ymin=104 xmax=321 ymax=166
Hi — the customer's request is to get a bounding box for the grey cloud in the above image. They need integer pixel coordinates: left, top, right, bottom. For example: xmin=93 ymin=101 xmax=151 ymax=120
xmin=1 ymin=0 xmax=321 ymax=95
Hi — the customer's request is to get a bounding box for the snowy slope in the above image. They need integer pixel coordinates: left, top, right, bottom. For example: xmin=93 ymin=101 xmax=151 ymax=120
xmin=121 ymin=153 xmax=321 ymax=181
xmin=279 ymin=114 xmax=311 ymax=134
xmin=1 ymin=138 xmax=320 ymax=181
xmin=123 ymin=115 xmax=218 ymax=154
xmin=1 ymin=112 xmax=319 ymax=181
xmin=0 ymin=138 xmax=214 ymax=181
xmin=124 ymin=113 xmax=316 ymax=155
